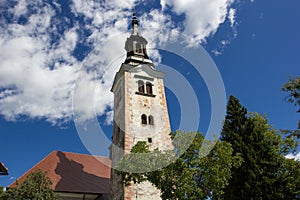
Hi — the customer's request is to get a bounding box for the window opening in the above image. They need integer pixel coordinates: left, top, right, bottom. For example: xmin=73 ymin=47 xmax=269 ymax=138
xmin=146 ymin=82 xmax=153 ymax=94
xmin=138 ymin=80 xmax=145 ymax=93
xmin=141 ymin=114 xmax=147 ymax=125
xmin=148 ymin=115 xmax=154 ymax=125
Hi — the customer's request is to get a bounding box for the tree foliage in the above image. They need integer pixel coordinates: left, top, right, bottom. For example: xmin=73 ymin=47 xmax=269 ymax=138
xmin=282 ymin=76 xmax=300 ymax=139
xmin=0 ymin=186 xmax=5 ymax=198
xmin=282 ymin=76 xmax=300 ymax=112
xmin=221 ymin=95 xmax=300 ymax=200
xmin=117 ymin=95 xmax=299 ymax=199
xmin=0 ymin=169 xmax=58 ymax=200
xmin=116 ymin=131 xmax=242 ymax=200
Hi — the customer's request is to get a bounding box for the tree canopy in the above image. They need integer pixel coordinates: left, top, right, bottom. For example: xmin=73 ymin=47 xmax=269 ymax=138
xmin=282 ymin=76 xmax=300 ymax=112
xmin=221 ymin=95 xmax=299 ymax=199
xmin=0 ymin=169 xmax=58 ymax=200
xmin=117 ymin=131 xmax=242 ymax=200
xmin=282 ymin=76 xmax=300 ymax=139
xmin=117 ymin=95 xmax=300 ymax=200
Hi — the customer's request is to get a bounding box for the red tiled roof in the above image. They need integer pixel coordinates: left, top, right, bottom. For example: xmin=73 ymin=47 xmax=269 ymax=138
xmin=9 ymin=151 xmax=111 ymax=195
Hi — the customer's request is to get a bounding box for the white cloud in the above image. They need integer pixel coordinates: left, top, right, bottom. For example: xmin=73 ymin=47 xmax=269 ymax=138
xmin=140 ymin=9 xmax=179 ymax=46
xmin=212 ymin=49 xmax=222 ymax=56
xmin=160 ymin=0 xmax=166 ymax=10
xmin=209 ymin=6 xmax=237 ymax=56
xmin=0 ymin=1 xmax=79 ymax=124
xmin=0 ymin=0 xmax=135 ymax=124
xmin=162 ymin=0 xmax=235 ymax=45
xmin=228 ymin=8 xmax=236 ymax=28
xmin=0 ymin=0 xmax=238 ymax=125
xmin=11 ymin=0 xmax=28 ymax=18
xmin=285 ymin=152 xmax=300 ymax=161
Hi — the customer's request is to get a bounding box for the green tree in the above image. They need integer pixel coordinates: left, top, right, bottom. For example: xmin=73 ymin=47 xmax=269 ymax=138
xmin=117 ymin=95 xmax=299 ymax=199
xmin=2 ymin=169 xmax=57 ymax=200
xmin=282 ymin=76 xmax=300 ymax=112
xmin=282 ymin=76 xmax=300 ymax=139
xmin=281 ymin=76 xmax=300 ymax=199
xmin=221 ymin=95 xmax=300 ymax=200
xmin=0 ymin=186 xmax=6 ymax=199
xmin=279 ymin=157 xmax=300 ymax=199
xmin=116 ymin=131 xmax=242 ymax=200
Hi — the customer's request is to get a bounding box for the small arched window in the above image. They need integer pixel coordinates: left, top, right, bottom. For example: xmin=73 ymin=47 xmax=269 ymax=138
xmin=138 ymin=80 xmax=145 ymax=93
xmin=148 ymin=115 xmax=154 ymax=125
xmin=146 ymin=82 xmax=153 ymax=94
xmin=141 ymin=114 xmax=147 ymax=125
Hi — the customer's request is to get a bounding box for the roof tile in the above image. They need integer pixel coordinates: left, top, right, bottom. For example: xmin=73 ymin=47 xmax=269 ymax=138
xmin=9 ymin=151 xmax=111 ymax=194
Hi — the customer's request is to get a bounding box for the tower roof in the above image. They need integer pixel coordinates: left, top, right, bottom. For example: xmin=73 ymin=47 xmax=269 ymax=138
xmin=124 ymin=12 xmax=152 ymax=65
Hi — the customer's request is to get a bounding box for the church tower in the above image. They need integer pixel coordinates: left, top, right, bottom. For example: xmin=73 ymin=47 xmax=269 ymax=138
xmin=110 ymin=13 xmax=172 ymax=200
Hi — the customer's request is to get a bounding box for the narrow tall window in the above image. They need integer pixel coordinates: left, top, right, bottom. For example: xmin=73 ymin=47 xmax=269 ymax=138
xmin=138 ymin=80 xmax=145 ymax=93
xmin=141 ymin=114 xmax=147 ymax=125
xmin=148 ymin=115 xmax=154 ymax=125
xmin=146 ymin=82 xmax=153 ymax=94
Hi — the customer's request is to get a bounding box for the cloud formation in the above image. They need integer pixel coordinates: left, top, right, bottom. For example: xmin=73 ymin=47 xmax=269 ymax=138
xmin=285 ymin=152 xmax=300 ymax=161
xmin=162 ymin=0 xmax=235 ymax=45
xmin=0 ymin=0 xmax=238 ymax=125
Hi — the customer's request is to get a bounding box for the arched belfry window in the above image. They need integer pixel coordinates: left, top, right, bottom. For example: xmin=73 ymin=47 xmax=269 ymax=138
xmin=148 ymin=115 xmax=154 ymax=125
xmin=146 ymin=82 xmax=153 ymax=95
xmin=138 ymin=80 xmax=145 ymax=93
xmin=141 ymin=114 xmax=147 ymax=125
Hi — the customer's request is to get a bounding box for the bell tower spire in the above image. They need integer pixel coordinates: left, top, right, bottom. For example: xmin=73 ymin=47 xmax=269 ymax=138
xmin=124 ymin=12 xmax=152 ymax=66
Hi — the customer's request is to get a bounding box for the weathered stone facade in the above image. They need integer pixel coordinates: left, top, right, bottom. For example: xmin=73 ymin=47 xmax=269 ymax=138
xmin=110 ymin=13 xmax=172 ymax=200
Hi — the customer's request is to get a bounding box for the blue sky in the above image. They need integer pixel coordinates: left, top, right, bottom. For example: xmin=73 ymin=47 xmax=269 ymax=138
xmin=0 ymin=0 xmax=299 ymax=187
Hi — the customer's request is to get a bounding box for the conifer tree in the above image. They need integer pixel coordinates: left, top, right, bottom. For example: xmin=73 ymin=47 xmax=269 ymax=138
xmin=221 ymin=95 xmax=300 ymax=200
